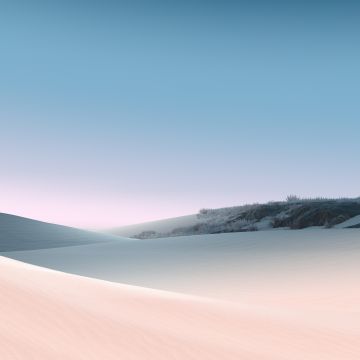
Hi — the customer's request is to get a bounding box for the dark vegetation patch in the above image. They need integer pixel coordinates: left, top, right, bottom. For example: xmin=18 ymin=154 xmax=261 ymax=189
xmin=131 ymin=197 xmax=360 ymax=239
xmin=272 ymin=201 xmax=360 ymax=229
xmin=347 ymin=222 xmax=360 ymax=229
xmin=238 ymin=203 xmax=289 ymax=221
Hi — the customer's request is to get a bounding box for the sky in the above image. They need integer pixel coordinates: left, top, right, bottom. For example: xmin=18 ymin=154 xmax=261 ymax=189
xmin=1 ymin=0 xmax=360 ymax=228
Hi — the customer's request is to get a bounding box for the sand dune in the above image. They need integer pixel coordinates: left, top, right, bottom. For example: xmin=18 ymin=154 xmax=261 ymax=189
xmin=1 ymin=255 xmax=360 ymax=360
xmin=0 ymin=213 xmax=128 ymax=252
xmin=6 ymin=229 xmax=360 ymax=301
xmin=104 ymin=214 xmax=199 ymax=237
xmin=2 ymin=218 xmax=360 ymax=359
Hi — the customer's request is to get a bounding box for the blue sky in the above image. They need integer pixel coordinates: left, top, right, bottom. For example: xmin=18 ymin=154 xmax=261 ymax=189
xmin=1 ymin=0 xmax=359 ymax=227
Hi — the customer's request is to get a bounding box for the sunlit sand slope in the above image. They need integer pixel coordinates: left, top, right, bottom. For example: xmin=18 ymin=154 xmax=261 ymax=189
xmin=1 ymin=256 xmax=359 ymax=360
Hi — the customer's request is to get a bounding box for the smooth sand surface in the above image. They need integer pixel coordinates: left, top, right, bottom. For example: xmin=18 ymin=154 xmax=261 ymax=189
xmin=0 ymin=213 xmax=129 ymax=252
xmin=1 ymin=255 xmax=360 ymax=360
xmin=6 ymin=229 xmax=360 ymax=301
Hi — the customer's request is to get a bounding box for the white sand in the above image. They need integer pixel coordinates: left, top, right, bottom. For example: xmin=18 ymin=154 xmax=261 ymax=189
xmin=335 ymin=214 xmax=360 ymax=228
xmin=1 ymin=254 xmax=360 ymax=360
xmin=6 ymin=229 xmax=360 ymax=301
xmin=0 ymin=212 xmax=128 ymax=252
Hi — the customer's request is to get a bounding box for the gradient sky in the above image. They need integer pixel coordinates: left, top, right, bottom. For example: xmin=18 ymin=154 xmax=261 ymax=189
xmin=1 ymin=0 xmax=359 ymax=228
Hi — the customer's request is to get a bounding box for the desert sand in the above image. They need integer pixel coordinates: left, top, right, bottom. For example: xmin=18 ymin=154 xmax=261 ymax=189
xmin=0 ymin=213 xmax=128 ymax=251
xmin=6 ymin=229 xmax=360 ymax=301
xmin=1 ymin=253 xmax=360 ymax=360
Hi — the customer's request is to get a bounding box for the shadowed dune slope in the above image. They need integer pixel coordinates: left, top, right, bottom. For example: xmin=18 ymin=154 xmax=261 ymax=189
xmin=0 ymin=213 xmax=128 ymax=252
xmin=6 ymin=229 xmax=360 ymax=301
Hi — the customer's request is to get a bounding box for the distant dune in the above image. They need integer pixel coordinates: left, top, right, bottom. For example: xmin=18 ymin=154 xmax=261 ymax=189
xmin=105 ymin=214 xmax=199 ymax=237
xmin=1 ymin=255 xmax=359 ymax=360
xmin=0 ymin=213 xmax=128 ymax=252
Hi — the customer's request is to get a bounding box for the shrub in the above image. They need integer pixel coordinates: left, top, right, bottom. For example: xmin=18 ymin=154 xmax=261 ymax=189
xmin=286 ymin=194 xmax=301 ymax=202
